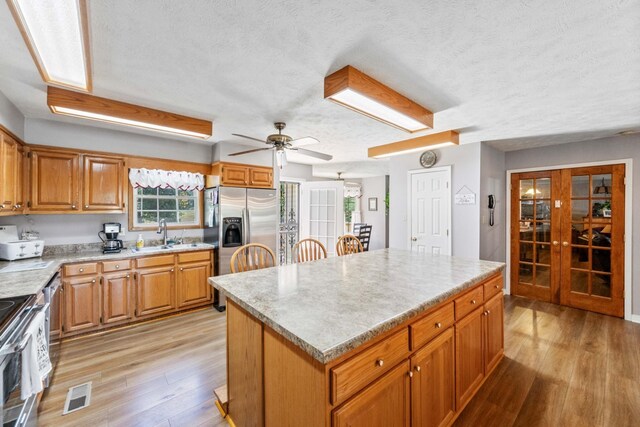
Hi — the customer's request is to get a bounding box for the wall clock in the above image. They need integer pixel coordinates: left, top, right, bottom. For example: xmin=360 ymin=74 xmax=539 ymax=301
xmin=419 ymin=150 xmax=437 ymax=168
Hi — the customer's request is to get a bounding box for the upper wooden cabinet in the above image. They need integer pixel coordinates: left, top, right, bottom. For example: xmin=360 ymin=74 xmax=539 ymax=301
xmin=29 ymin=148 xmax=81 ymax=212
xmin=83 ymin=155 xmax=125 ymax=211
xmin=28 ymin=147 xmax=125 ymax=214
xmin=212 ymin=162 xmax=273 ymax=188
xmin=0 ymin=130 xmax=24 ymax=214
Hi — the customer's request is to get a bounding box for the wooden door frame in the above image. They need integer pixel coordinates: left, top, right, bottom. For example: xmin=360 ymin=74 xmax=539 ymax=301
xmin=505 ymin=159 xmax=633 ymax=321
xmin=407 ymin=166 xmax=452 ymax=254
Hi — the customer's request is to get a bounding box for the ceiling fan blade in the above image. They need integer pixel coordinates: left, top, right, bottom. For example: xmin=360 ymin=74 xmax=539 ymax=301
xmin=290 ymin=147 xmax=333 ymax=161
xmin=231 ymin=133 xmax=269 ymax=144
xmin=289 ymin=136 xmax=319 ymax=147
xmin=229 ymin=147 xmax=274 ymax=156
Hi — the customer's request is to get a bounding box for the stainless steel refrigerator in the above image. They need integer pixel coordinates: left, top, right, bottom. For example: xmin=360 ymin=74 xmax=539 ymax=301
xmin=204 ymin=186 xmax=278 ymax=311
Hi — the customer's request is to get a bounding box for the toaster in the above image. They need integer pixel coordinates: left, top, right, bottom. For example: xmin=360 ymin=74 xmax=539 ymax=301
xmin=0 ymin=225 xmax=45 ymax=261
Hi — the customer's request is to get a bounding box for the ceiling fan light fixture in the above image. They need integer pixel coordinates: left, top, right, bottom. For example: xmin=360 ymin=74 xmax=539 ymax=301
xmin=47 ymin=86 xmax=213 ymax=139
xmin=368 ymin=130 xmax=459 ymax=159
xmin=7 ymin=0 xmax=91 ymax=91
xmin=324 ymin=66 xmax=433 ymax=133
xmin=275 ymin=149 xmax=288 ymax=169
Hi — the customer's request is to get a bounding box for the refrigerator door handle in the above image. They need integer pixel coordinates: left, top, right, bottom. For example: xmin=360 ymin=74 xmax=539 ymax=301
xmin=247 ymin=209 xmax=251 ymax=243
xmin=242 ymin=208 xmax=248 ymax=245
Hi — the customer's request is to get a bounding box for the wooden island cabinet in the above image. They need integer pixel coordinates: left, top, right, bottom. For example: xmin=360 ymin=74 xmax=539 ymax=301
xmin=215 ymin=262 xmax=505 ymax=427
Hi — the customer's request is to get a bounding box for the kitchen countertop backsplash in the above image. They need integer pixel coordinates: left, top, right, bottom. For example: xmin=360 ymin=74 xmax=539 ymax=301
xmin=42 ymin=236 xmax=204 ymax=256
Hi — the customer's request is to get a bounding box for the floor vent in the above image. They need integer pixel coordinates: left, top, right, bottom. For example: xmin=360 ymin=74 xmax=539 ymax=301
xmin=63 ymin=382 xmax=92 ymax=415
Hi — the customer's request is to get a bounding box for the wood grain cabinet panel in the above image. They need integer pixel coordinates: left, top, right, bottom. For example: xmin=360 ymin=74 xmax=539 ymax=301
xmin=0 ymin=133 xmax=17 ymax=209
xmin=136 ymin=266 xmax=177 ymax=318
xmin=332 ymin=361 xmax=411 ymax=427
xmin=102 ymin=272 xmax=134 ymax=324
xmin=248 ymin=167 xmax=273 ymax=188
xmin=454 ymin=286 xmax=484 ymax=320
xmin=82 ymin=155 xmax=125 ymax=211
xmin=29 ymin=148 xmax=80 ymax=211
xmin=177 ymin=260 xmax=212 ymax=308
xmin=221 ymin=164 xmax=249 ymax=186
xmin=483 ymin=293 xmax=504 ymax=374
xmin=411 ymin=327 xmax=456 ymax=427
xmin=14 ymin=144 xmax=25 ymax=212
xmin=455 ymin=306 xmax=484 ymax=409
xmin=63 ymin=275 xmax=100 ymax=333
xmin=410 ymin=302 xmax=454 ymax=350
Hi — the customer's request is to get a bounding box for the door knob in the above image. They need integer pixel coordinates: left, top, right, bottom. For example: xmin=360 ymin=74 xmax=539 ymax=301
xmin=411 ymin=237 xmax=417 ymax=241
xmin=553 ymin=241 xmax=559 ymax=246
xmin=562 ymin=241 xmax=569 ymax=247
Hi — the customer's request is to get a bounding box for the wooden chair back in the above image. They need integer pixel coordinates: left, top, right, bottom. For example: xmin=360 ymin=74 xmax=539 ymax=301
xmin=357 ymin=225 xmax=372 ymax=251
xmin=230 ymin=243 xmax=276 ymax=273
xmin=336 ymin=235 xmax=364 ymax=256
xmin=293 ymin=238 xmax=327 ymax=263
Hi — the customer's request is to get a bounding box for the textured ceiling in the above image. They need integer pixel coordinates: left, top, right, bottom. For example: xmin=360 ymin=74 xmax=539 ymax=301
xmin=0 ymin=0 xmax=638 ymax=164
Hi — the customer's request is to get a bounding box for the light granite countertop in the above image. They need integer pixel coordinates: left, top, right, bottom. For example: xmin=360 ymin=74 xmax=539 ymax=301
xmin=0 ymin=243 xmax=214 ymax=298
xmin=210 ymin=249 xmax=505 ymax=364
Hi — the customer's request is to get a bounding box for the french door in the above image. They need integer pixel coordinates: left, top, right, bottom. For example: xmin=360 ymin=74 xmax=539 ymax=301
xmin=510 ymin=165 xmax=625 ymax=317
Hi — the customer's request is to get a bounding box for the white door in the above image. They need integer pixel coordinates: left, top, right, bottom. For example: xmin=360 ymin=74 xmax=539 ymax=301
xmin=410 ymin=169 xmax=451 ymax=254
xmin=300 ymin=181 xmax=344 ymax=256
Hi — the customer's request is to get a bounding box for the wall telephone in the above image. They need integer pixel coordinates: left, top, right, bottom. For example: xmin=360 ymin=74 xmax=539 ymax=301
xmin=488 ymin=195 xmax=495 ymax=226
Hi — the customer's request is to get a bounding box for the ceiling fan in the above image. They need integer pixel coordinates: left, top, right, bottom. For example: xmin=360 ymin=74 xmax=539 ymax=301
xmin=230 ymin=122 xmax=332 ymax=168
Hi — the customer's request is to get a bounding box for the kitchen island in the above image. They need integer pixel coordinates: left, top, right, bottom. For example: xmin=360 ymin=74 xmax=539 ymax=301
xmin=210 ymin=249 xmax=505 ymax=427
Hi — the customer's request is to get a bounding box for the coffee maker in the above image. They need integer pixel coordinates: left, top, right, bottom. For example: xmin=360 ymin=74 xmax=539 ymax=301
xmin=99 ymin=223 xmax=124 ymax=254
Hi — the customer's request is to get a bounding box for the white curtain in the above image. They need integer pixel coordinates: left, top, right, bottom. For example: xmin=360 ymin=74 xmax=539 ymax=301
xmin=344 ymin=183 xmax=362 ymax=225
xmin=128 ymin=168 xmax=205 ymax=191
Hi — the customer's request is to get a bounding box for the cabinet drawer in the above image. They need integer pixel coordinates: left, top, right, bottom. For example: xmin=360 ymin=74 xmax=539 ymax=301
xmin=135 ymin=255 xmax=175 ymax=268
xmin=410 ymin=302 xmax=454 ymax=350
xmin=177 ymin=251 xmax=211 ymax=263
xmin=331 ymin=329 xmax=409 ymax=404
xmin=483 ymin=275 xmax=503 ymax=300
xmin=63 ymin=262 xmax=98 ymax=277
xmin=455 ymin=285 xmax=484 ymax=320
xmin=102 ymin=259 xmax=132 ymax=272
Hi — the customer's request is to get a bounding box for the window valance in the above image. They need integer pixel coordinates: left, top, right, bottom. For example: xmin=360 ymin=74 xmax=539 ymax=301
xmin=128 ymin=168 xmax=205 ymax=191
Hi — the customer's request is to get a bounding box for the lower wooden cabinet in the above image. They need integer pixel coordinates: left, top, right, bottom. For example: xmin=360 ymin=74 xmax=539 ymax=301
xmin=483 ymin=293 xmax=505 ymax=374
xmin=411 ymin=328 xmax=456 ymax=427
xmin=177 ymin=261 xmax=212 ymax=308
xmin=60 ymin=250 xmax=213 ymax=336
xmin=102 ymin=271 xmax=134 ymax=324
xmin=63 ymin=275 xmax=101 ymax=333
xmin=332 ymin=361 xmax=411 ymax=427
xmin=136 ymin=266 xmax=176 ymax=318
xmin=455 ymin=306 xmax=484 ymax=409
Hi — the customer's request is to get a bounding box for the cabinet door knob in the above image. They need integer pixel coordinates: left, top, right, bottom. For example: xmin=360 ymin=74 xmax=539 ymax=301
xmin=414 ymin=365 xmax=421 ymax=372
xmin=435 ymin=322 xmax=442 ymax=329
xmin=72 ymin=205 xmax=77 ymax=209
xmin=0 ymin=204 xmax=4 ymax=209
xmin=180 ymin=267 xmax=184 ymax=271
xmin=170 ymin=268 xmax=175 ymax=272
xmin=126 ymin=274 xmax=130 ymax=278
xmin=408 ymin=371 xmax=413 ymax=378
xmin=495 ymin=284 xmax=500 ymax=289
xmin=91 ymin=279 xmax=96 ymax=283
xmin=79 ymin=268 xmax=84 ymax=272
xmin=375 ymin=359 xmax=384 ymax=367
xmin=85 ymin=205 xmax=89 ymax=209
xmin=486 ymin=310 xmax=491 ymax=314
xmin=471 ymin=299 xmax=477 ymax=305
xmin=115 ymin=265 xmax=120 ymax=269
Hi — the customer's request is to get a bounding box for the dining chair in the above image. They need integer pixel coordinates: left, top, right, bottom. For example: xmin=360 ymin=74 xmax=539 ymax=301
xmin=293 ymin=238 xmax=327 ymax=263
xmin=230 ymin=243 xmax=276 ymax=273
xmin=357 ymin=225 xmax=372 ymax=251
xmin=336 ymin=235 xmax=364 ymax=256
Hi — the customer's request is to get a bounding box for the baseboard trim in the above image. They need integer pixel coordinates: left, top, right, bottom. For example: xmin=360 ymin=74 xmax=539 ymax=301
xmin=631 ymin=314 xmax=640 ymax=324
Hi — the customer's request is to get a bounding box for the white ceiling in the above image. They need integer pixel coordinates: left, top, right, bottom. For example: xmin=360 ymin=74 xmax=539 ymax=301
xmin=0 ymin=0 xmax=638 ymax=164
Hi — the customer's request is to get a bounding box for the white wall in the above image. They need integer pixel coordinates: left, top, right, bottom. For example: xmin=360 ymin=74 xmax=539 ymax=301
xmin=213 ymin=141 xmax=273 ymax=166
xmin=0 ymin=90 xmax=24 ymax=138
xmin=505 ymin=134 xmax=640 ymax=316
xmin=0 ymin=213 xmax=203 ymax=246
xmin=389 ymin=143 xmax=481 ymax=259
xmin=479 ymin=143 xmax=506 ymax=262
xmin=361 ymin=176 xmax=387 ymax=250
xmin=26 ymin=118 xmax=212 ymax=162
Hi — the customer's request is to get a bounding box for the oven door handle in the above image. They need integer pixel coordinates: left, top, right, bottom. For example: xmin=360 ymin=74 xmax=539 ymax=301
xmin=0 ymin=303 xmax=49 ymax=356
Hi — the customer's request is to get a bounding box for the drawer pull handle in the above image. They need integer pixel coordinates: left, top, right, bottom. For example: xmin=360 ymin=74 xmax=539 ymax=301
xmin=115 ymin=265 xmax=120 ymax=269
xmin=126 ymin=274 xmax=130 ymax=278
xmin=415 ymin=365 xmax=421 ymax=372
xmin=375 ymin=359 xmax=384 ymax=367
xmin=471 ymin=299 xmax=476 ymax=304
xmin=170 ymin=268 xmax=175 ymax=272
xmin=495 ymin=285 xmax=500 ymax=289
xmin=79 ymin=268 xmax=84 ymax=272
xmin=435 ymin=322 xmax=442 ymax=329
xmin=91 ymin=279 xmax=96 ymax=283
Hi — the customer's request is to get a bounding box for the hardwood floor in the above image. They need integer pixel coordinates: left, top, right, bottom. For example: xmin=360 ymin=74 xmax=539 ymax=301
xmin=38 ymin=297 xmax=640 ymax=426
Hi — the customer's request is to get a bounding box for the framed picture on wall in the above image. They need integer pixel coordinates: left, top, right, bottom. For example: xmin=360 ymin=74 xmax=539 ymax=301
xmin=368 ymin=197 xmax=378 ymax=211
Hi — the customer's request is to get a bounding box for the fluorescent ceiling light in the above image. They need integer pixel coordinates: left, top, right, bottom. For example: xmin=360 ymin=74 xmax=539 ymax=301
xmin=47 ymin=87 xmax=213 ymax=139
xmin=325 ymin=66 xmax=433 ymax=133
xmin=8 ymin=0 xmax=91 ymax=91
xmin=368 ymin=130 xmax=459 ymax=158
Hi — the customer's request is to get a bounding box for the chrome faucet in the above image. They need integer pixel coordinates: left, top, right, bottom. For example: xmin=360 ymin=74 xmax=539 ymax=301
xmin=157 ymin=218 xmax=168 ymax=246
